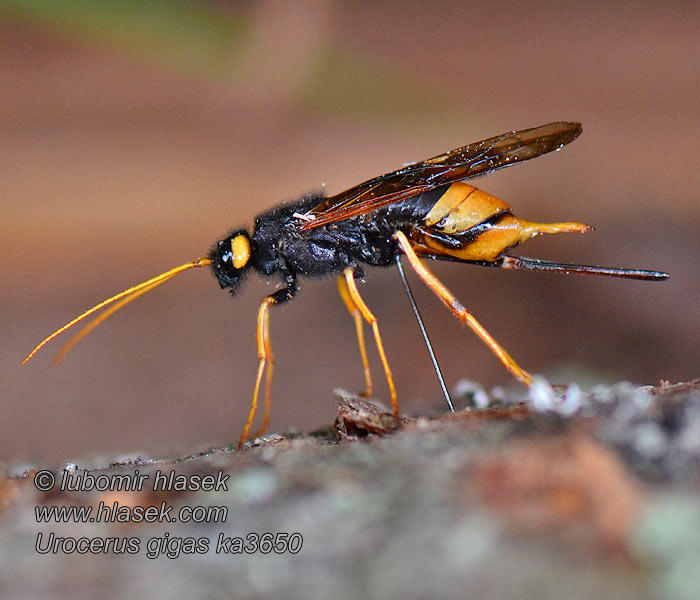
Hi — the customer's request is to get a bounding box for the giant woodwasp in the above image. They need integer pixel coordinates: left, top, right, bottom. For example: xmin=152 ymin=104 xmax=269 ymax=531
xmin=23 ymin=122 xmax=669 ymax=447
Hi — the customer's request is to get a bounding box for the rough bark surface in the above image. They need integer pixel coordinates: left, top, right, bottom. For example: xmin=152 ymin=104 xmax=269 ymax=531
xmin=2 ymin=380 xmax=700 ymax=600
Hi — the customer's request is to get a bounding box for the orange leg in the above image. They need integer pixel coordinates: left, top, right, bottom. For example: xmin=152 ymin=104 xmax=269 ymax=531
xmin=343 ymin=268 xmax=399 ymax=419
xmin=251 ymin=297 xmax=275 ymax=441
xmin=394 ymin=230 xmax=533 ymax=388
xmin=238 ymin=296 xmax=275 ymax=448
xmin=337 ymin=276 xmax=373 ymax=398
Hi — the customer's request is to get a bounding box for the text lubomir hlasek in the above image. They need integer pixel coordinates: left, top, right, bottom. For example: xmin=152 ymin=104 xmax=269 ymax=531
xmin=59 ymin=469 xmax=229 ymax=492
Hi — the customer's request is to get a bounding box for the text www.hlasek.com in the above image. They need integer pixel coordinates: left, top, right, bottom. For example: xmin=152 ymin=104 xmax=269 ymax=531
xmin=35 ymin=501 xmax=226 ymax=524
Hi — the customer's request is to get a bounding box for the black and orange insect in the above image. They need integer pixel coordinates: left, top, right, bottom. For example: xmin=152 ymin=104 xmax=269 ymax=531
xmin=23 ymin=122 xmax=668 ymax=446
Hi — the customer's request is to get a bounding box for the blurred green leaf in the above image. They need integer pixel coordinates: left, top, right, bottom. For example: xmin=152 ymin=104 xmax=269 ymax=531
xmin=0 ymin=0 xmax=249 ymax=77
xmin=0 ymin=1 xmax=470 ymax=133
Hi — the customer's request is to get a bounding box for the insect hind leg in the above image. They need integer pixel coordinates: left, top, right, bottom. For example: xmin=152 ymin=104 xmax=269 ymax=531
xmin=394 ymin=230 xmax=533 ymax=388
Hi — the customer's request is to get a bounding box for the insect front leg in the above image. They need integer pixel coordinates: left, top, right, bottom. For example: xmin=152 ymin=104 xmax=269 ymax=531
xmin=238 ymin=282 xmax=296 ymax=449
xmin=394 ymin=231 xmax=533 ymax=388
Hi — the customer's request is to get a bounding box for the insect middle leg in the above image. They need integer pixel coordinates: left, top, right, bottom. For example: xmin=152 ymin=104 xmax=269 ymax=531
xmin=342 ymin=268 xmax=399 ymax=419
xmin=337 ymin=275 xmax=373 ymax=398
xmin=394 ymin=231 xmax=533 ymax=388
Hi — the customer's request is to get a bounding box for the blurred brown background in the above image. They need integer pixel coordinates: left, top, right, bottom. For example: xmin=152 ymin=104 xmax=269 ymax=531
xmin=2 ymin=1 xmax=698 ymax=463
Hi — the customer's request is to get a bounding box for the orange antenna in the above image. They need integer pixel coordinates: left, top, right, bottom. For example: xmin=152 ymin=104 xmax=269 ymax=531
xmin=21 ymin=257 xmax=212 ymax=365
xmin=52 ymin=275 xmax=174 ymax=365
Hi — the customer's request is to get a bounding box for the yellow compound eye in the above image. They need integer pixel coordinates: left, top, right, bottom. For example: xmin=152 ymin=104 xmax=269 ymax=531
xmin=231 ymin=234 xmax=251 ymax=269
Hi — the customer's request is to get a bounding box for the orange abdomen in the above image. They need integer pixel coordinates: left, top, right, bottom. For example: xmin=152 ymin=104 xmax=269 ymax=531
xmin=416 ymin=182 xmax=590 ymax=261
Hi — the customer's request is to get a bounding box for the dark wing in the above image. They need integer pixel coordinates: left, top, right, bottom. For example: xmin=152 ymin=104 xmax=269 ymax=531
xmin=298 ymin=122 xmax=582 ymax=231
